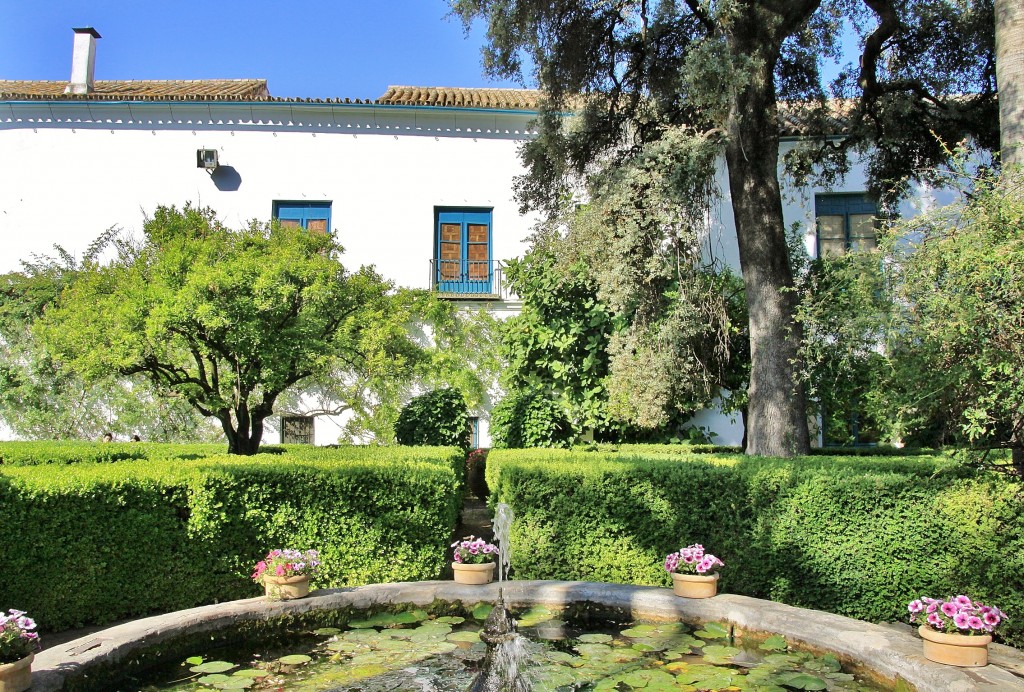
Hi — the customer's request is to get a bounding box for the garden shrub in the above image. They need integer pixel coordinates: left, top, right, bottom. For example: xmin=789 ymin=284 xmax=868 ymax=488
xmin=0 ymin=441 xmax=267 ymax=466
xmin=487 ymin=447 xmax=1024 ymax=646
xmin=395 ymin=388 xmax=470 ymax=449
xmin=490 ymin=389 xmax=574 ymax=448
xmin=0 ymin=446 xmax=464 ymax=631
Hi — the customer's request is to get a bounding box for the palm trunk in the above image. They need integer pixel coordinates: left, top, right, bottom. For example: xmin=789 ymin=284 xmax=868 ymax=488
xmin=725 ymin=31 xmax=810 ymax=457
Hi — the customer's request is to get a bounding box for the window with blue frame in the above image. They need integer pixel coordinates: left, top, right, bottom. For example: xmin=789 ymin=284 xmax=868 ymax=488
xmin=815 ymin=194 xmax=877 ymax=258
xmin=435 ymin=208 xmax=492 ymax=294
xmin=273 ymin=201 xmax=331 ymax=234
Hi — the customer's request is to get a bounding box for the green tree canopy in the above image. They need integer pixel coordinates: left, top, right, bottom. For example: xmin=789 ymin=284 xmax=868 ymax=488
xmin=453 ymin=0 xmax=998 ymax=455
xmin=0 ymin=235 xmax=214 ymax=441
xmin=39 ymin=205 xmax=408 ymax=454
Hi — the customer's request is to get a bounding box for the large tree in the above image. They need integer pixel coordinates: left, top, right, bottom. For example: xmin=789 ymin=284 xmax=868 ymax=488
xmin=997 ymin=0 xmax=1024 ymax=165
xmin=40 ymin=205 xmax=408 ymax=454
xmin=453 ymin=0 xmax=997 ymax=455
xmin=0 ymin=237 xmax=215 ymax=441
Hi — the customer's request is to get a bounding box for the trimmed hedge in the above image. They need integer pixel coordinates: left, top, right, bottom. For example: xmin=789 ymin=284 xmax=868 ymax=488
xmin=0 ymin=446 xmax=464 ymax=631
xmin=487 ymin=448 xmax=1024 ymax=646
xmin=0 ymin=441 xmax=246 ymax=466
xmin=574 ymin=442 xmax=940 ymax=457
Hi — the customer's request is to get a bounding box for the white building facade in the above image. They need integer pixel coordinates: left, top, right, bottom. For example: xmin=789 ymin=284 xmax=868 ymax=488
xmin=1 ymin=29 xmax=919 ymax=447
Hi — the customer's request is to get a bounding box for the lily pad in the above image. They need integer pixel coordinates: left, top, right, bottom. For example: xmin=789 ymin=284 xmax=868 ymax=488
xmin=190 ymin=661 xmax=237 ymax=674
xmin=777 ymin=672 xmax=828 ymax=690
xmin=621 ymin=668 xmax=678 ymax=689
xmin=544 ymin=650 xmax=578 ymax=663
xmin=702 ymin=644 xmax=741 ymax=664
xmin=804 ymin=654 xmax=842 ymax=673
xmin=276 ymin=654 xmax=312 ymax=665
xmin=196 ymin=673 xmax=232 ymax=684
xmin=759 ymin=634 xmax=788 ymax=651
xmin=693 ymin=622 xmax=730 ymax=639
xmin=447 ymin=630 xmax=482 ymax=643
xmin=231 ymin=669 xmax=266 ymax=678
xmin=215 ymin=678 xmax=254 ymax=690
xmin=575 ymin=643 xmax=614 ymax=657
xmin=534 ymin=667 xmax=580 ymax=688
xmin=313 ymin=627 xmax=341 ymax=636
xmin=184 ymin=656 xmax=204 ymax=666
xmin=578 ymin=633 xmax=613 ymax=644
xmin=435 ymin=616 xmax=465 ymax=625
xmin=516 ymin=606 xmax=556 ymax=627
xmin=472 ymin=603 xmax=493 ymax=620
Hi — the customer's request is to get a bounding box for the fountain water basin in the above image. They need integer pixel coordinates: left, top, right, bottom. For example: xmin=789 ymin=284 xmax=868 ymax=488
xmin=30 ymin=581 xmax=1024 ymax=691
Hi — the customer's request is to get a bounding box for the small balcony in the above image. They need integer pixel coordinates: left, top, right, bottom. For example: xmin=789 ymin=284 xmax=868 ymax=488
xmin=429 ymin=259 xmax=512 ymax=300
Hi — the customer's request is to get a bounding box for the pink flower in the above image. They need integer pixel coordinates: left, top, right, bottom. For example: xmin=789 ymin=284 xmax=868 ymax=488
xmin=955 ymin=595 xmax=973 ymax=608
xmin=908 ymin=600 xmax=924 ymax=614
xmin=275 ymin=564 xmax=285 ymax=576
xmin=968 ymin=616 xmax=985 ymax=630
xmin=940 ymin=602 xmax=958 ymax=617
xmin=925 ymin=601 xmax=938 ymax=614
xmin=927 ymin=612 xmax=943 ymax=628
xmin=953 ymin=612 xmax=971 ymax=629
xmin=983 ymin=611 xmax=1001 ymax=627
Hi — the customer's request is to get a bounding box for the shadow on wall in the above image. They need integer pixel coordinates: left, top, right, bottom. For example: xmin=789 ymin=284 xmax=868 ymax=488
xmin=210 ymin=166 xmax=242 ymax=191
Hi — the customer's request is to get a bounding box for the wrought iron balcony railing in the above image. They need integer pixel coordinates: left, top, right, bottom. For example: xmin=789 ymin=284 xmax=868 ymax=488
xmin=428 ymin=259 xmax=512 ymax=300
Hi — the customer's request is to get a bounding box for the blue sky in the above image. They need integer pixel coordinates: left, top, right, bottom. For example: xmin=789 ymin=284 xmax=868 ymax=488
xmin=0 ymin=0 xmax=526 ymax=99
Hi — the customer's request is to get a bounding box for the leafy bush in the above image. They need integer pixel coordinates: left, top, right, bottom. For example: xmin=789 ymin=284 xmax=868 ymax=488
xmin=490 ymin=389 xmax=574 ymax=448
xmin=0 ymin=442 xmax=232 ymax=466
xmin=486 ymin=447 xmax=1024 ymax=646
xmin=395 ymin=388 xmax=470 ymax=449
xmin=0 ymin=446 xmax=464 ymax=630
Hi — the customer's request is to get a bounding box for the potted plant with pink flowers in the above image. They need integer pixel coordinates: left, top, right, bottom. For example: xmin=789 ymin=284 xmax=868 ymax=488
xmin=908 ymin=595 xmax=1007 ymax=667
xmin=252 ymin=548 xmax=321 ymax=600
xmin=664 ymin=544 xmax=725 ymax=599
xmin=0 ymin=609 xmax=40 ymax=692
xmin=451 ymin=535 xmax=499 ymax=585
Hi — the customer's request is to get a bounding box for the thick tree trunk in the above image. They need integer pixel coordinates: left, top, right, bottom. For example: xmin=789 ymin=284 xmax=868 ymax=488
xmin=218 ymin=406 xmax=265 ymax=455
xmin=725 ymin=32 xmax=811 ymax=457
xmin=996 ymin=0 xmax=1024 ymax=167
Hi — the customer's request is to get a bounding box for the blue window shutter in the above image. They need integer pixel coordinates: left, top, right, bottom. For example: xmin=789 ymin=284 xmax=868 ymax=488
xmin=434 ymin=208 xmax=492 ymax=294
xmin=273 ymin=201 xmax=332 ymax=234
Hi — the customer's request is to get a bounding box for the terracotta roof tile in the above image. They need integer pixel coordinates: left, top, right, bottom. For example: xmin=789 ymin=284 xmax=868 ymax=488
xmin=0 ymin=79 xmax=269 ymax=101
xmin=377 ymin=86 xmax=542 ymax=110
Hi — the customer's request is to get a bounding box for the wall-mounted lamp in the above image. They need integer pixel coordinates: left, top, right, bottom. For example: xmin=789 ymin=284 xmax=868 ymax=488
xmin=196 ymin=149 xmax=220 ymax=171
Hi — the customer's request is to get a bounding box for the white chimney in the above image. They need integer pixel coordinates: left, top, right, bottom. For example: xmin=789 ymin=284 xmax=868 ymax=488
xmin=65 ymin=27 xmax=101 ymax=95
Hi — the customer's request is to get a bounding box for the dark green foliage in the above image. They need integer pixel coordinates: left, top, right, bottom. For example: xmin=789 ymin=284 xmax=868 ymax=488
xmin=0 ymin=442 xmax=226 ymax=466
xmin=487 ymin=447 xmax=1024 ymax=646
xmin=490 ymin=389 xmax=574 ymax=449
xmin=499 ymin=251 xmax=614 ymax=439
xmin=0 ymin=446 xmax=463 ymax=631
xmin=395 ymin=388 xmax=470 ymax=449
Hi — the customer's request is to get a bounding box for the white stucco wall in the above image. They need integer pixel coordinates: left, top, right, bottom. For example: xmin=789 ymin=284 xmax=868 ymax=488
xmin=0 ymin=99 xmax=945 ymax=447
xmin=0 ymin=102 xmax=537 ymax=288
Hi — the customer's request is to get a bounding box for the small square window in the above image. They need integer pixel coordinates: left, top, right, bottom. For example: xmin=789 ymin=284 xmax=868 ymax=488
xmin=281 ymin=415 xmax=314 ymax=445
xmin=814 ymin=195 xmax=878 ymax=258
xmin=273 ymin=201 xmax=332 ymax=234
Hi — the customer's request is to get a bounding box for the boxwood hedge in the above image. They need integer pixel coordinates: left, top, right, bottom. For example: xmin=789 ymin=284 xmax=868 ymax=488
xmin=487 ymin=447 xmax=1024 ymax=646
xmin=0 ymin=446 xmax=464 ymax=631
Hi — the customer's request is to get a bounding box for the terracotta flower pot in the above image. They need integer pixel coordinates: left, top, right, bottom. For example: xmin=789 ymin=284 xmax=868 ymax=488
xmin=919 ymin=625 xmax=991 ymax=667
xmin=671 ymin=572 xmax=720 ymax=599
xmin=262 ymin=574 xmax=310 ymax=600
xmin=0 ymin=653 xmax=33 ymax=692
xmin=452 ymin=561 xmax=496 ymax=585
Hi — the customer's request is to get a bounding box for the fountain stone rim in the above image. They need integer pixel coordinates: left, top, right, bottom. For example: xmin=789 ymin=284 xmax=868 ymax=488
xmin=30 ymin=580 xmax=1024 ymax=692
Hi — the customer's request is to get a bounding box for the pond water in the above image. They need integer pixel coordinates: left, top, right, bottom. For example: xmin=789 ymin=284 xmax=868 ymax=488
xmin=127 ymin=604 xmax=890 ymax=691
